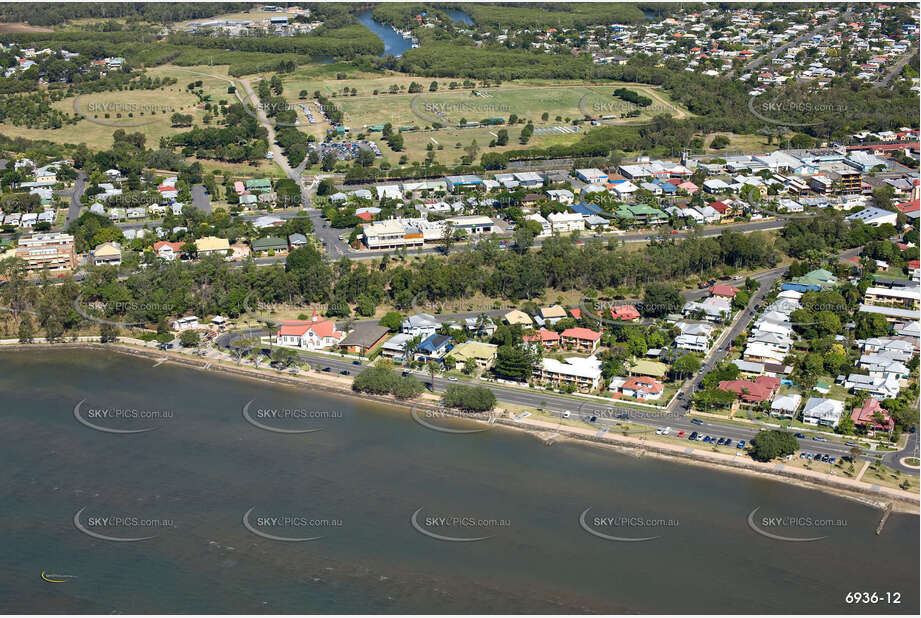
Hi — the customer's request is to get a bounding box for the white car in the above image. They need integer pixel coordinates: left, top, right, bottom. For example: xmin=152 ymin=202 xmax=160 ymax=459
xmin=562 ymin=410 xmax=571 ymax=419
xmin=447 ymin=376 xmax=458 ymax=382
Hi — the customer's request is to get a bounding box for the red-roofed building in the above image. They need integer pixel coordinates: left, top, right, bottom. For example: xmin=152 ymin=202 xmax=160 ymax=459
xmin=617 ymin=376 xmax=664 ymax=401
xmin=276 ymin=311 xmax=345 ymax=350
xmin=710 ymin=284 xmax=738 ymax=298
xmin=717 ymin=376 xmax=780 ymax=403
xmin=153 ymin=241 xmax=184 ymax=261
xmin=560 ymin=327 xmax=602 ymax=351
xmin=610 ymin=305 xmax=640 ymax=321
xmin=851 ymin=398 xmax=894 ymax=432
xmin=569 ymin=307 xmax=582 ymax=320
xmin=896 ymin=199 xmax=919 ymax=214
xmin=523 ymin=328 xmax=561 ymax=349
xmin=355 ymin=211 xmax=373 ymax=221
xmin=709 ymin=201 xmax=730 ymax=214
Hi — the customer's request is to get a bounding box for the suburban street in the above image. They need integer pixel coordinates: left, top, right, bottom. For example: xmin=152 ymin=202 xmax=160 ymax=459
xmin=213 ymin=238 xmax=915 ymax=481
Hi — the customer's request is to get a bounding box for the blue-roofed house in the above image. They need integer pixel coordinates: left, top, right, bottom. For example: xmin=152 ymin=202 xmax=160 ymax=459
xmin=654 ymin=180 xmax=678 ymax=194
xmin=570 ymin=202 xmax=603 ymax=216
xmin=414 ymin=333 xmax=454 ymax=362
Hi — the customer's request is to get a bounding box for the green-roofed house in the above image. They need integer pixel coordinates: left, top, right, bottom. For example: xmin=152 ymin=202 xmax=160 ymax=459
xmin=614 ymin=206 xmax=635 ymax=220
xmin=624 ymin=203 xmax=667 ymax=225
xmin=239 ymin=194 xmax=258 ymax=206
xmin=629 ymin=359 xmax=668 ymax=378
xmin=244 ymin=178 xmax=272 ymax=194
xmin=790 ymin=268 xmax=838 ymax=289
xmin=251 ymin=236 xmax=288 ymax=255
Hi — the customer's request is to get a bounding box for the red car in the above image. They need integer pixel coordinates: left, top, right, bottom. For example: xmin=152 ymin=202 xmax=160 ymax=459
xmin=677 ymin=430 xmax=685 ymax=438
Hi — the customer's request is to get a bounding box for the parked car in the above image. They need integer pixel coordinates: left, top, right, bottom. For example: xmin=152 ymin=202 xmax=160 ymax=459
xmin=677 ymin=430 xmax=685 ymax=438
xmin=813 ymin=453 xmax=822 ymax=461
xmin=737 ymin=440 xmax=746 ymax=449
xmin=562 ymin=410 xmax=571 ymax=419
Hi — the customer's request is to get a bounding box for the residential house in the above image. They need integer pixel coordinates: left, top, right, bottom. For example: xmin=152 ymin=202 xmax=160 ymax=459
xmin=770 ymin=393 xmax=802 ymax=419
xmin=276 ymin=315 xmax=345 ymax=350
xmin=523 ymin=328 xmax=561 ymax=349
xmin=850 ymin=398 xmax=894 ymax=432
xmin=504 ymin=310 xmax=534 ymax=329
xmin=401 ymin=313 xmax=441 ymax=337
xmin=449 ymin=341 xmax=498 ymax=370
xmin=90 ymin=242 xmax=122 ymax=266
xmin=610 ymin=305 xmax=641 ymax=321
xmin=153 ymin=241 xmax=183 ymax=261
xmin=195 ymin=236 xmax=231 ymax=257
xmin=613 ymin=376 xmax=664 ymax=401
xmin=560 ymin=327 xmax=602 ymax=352
xmin=536 ymin=355 xmax=602 ymax=391
xmin=338 ymin=322 xmax=389 ymax=355
xmin=414 ymin=333 xmax=453 ymax=362
xmin=717 ymin=376 xmax=780 ymax=404
xmin=801 ymin=397 xmax=845 ymax=428
xmin=538 ymin=305 xmax=568 ymax=326
xmin=844 ymin=373 xmax=901 ymax=400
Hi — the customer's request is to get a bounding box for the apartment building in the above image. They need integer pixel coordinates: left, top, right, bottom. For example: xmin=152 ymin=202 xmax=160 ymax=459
xmin=15 ymin=232 xmax=75 ymax=274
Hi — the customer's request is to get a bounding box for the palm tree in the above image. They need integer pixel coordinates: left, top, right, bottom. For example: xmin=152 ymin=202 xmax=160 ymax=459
xmin=426 ymin=361 xmax=438 ymax=388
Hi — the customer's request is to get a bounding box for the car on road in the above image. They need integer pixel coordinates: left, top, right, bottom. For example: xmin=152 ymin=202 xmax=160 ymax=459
xmin=677 ymin=393 xmax=684 ymax=399
xmin=794 ymin=433 xmax=806 ymax=439
xmin=691 ymin=418 xmax=704 ymax=425
xmin=447 ymin=376 xmax=458 ymax=382
xmin=616 ymin=413 xmax=629 ymax=420
xmin=737 ymin=440 xmax=745 ymax=449
xmin=352 ymin=360 xmax=361 ymax=365
xmin=340 ymin=369 xmax=350 ymax=375
xmin=321 ymin=367 xmax=331 ymax=372
xmin=812 ymin=436 xmax=828 ymax=442
xmin=589 ymin=416 xmax=597 ymax=423
xmin=562 ymin=410 xmax=571 ymax=419
xmin=845 ymin=441 xmax=858 ymax=447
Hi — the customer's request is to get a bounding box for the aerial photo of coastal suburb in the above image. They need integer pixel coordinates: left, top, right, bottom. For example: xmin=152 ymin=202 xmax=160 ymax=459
xmin=0 ymin=0 xmax=919 ymax=615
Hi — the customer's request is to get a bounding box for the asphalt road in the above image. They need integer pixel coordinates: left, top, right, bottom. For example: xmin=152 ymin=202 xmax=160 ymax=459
xmin=191 ymin=184 xmax=211 ymax=215
xmin=66 ymin=171 xmax=87 ymax=225
xmin=728 ymin=15 xmax=845 ymax=79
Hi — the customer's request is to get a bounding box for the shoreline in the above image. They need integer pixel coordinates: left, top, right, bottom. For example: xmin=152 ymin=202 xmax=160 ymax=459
xmin=4 ymin=341 xmax=919 ymax=514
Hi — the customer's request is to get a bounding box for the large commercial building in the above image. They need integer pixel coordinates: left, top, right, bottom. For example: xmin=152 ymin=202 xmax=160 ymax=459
xmin=15 ymin=232 xmax=76 ymax=274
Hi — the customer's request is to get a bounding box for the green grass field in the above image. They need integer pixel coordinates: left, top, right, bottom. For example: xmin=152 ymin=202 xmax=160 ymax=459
xmin=281 ymin=66 xmax=694 ymax=166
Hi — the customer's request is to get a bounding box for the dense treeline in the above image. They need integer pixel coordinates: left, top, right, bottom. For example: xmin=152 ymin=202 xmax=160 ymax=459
xmin=0 ymin=2 xmax=250 ymax=26
xmin=461 ymin=2 xmax=646 ymax=29
xmin=167 ymin=26 xmax=384 ymax=60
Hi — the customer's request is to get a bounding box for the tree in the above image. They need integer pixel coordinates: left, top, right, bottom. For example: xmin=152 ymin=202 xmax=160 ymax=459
xmin=672 ymin=354 xmax=701 ymax=379
xmin=749 ymin=430 xmax=798 ymax=461
xmin=180 ymin=330 xmax=200 ymax=347
xmin=496 ymin=128 xmax=509 ymax=146
xmin=17 ymin=314 xmax=34 ymax=343
xmin=99 ymin=322 xmax=119 ymax=343
xmin=442 ymin=384 xmax=496 ymax=412
xmin=495 ymin=344 xmax=534 ymax=381
xmin=379 ymin=311 xmax=403 ymax=332
xmin=642 ymin=282 xmax=682 ymax=317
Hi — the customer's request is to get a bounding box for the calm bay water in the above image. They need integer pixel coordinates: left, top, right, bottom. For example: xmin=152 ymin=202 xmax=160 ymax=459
xmin=0 ymin=350 xmax=917 ymax=614
xmin=357 ymin=10 xmax=414 ymax=58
